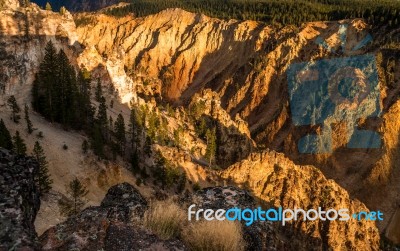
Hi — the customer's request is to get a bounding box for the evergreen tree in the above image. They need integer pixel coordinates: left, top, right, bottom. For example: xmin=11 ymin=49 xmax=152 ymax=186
xmin=56 ymin=49 xmax=79 ymax=127
xmin=0 ymin=119 xmax=13 ymax=150
xmin=177 ymin=172 xmax=187 ymax=193
xmin=153 ymin=152 xmax=167 ymax=188
xmin=45 ymin=2 xmax=52 ymax=11
xmin=97 ymin=96 xmax=108 ymax=128
xmin=144 ymin=136 xmax=152 ymax=157
xmin=60 ymin=6 xmax=67 ymax=15
xmin=32 ymin=42 xmax=93 ymax=131
xmin=114 ymin=113 xmax=126 ymax=153
xmin=13 ymin=131 xmax=27 ymax=155
xmin=24 ymin=104 xmax=33 ymax=134
xmin=7 ymin=95 xmax=21 ymax=123
xmin=109 ymin=116 xmax=114 ymax=135
xmin=173 ymin=126 xmax=183 ymax=147
xmin=76 ymin=69 xmax=94 ymax=131
xmin=130 ymin=150 xmax=139 ymax=175
xmin=82 ymin=139 xmax=89 ymax=154
xmin=32 ymin=41 xmax=57 ymax=122
xmin=32 ymin=141 xmax=52 ymax=195
xmin=147 ymin=111 xmax=159 ymax=141
xmin=128 ymin=108 xmax=140 ymax=150
xmin=205 ymin=127 xmax=217 ymax=166
xmin=90 ymin=123 xmax=104 ymax=158
xmin=58 ymin=178 xmax=88 ymax=217
xmin=95 ymin=79 xmax=103 ymax=102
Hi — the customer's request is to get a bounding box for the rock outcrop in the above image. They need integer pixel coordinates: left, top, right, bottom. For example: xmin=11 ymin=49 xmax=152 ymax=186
xmin=186 ymin=186 xmax=283 ymax=250
xmin=40 ymin=183 xmax=187 ymax=251
xmin=0 ymin=0 xmax=20 ymax=10
xmin=0 ymin=148 xmax=41 ymax=251
xmin=221 ymin=151 xmax=381 ymax=250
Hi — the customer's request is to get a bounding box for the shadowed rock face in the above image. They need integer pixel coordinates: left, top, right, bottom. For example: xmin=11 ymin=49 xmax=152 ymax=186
xmin=0 ymin=148 xmax=41 ymax=251
xmin=39 ymin=183 xmax=187 ymax=251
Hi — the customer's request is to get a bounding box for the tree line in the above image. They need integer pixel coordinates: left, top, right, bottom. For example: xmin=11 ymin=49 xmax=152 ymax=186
xmin=105 ymin=0 xmax=400 ymax=27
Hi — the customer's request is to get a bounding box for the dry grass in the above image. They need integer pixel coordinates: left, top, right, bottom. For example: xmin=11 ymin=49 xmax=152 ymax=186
xmin=144 ymin=200 xmax=186 ymax=240
xmin=144 ymin=200 xmax=246 ymax=250
xmin=182 ymin=220 xmax=245 ymax=251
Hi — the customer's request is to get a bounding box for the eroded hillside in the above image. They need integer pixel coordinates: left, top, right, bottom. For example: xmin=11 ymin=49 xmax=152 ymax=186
xmin=74 ymin=8 xmax=400 ymax=231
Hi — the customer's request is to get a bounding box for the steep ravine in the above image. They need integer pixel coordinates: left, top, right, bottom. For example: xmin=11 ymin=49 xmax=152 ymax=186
xmin=75 ymin=10 xmax=400 ymax=233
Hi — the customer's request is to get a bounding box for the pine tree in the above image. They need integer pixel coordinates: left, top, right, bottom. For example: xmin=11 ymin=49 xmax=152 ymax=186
xmin=128 ymin=108 xmax=140 ymax=150
xmin=60 ymin=6 xmax=67 ymax=15
xmin=147 ymin=112 xmax=159 ymax=141
xmin=114 ymin=113 xmax=126 ymax=153
xmin=173 ymin=126 xmax=183 ymax=147
xmin=154 ymin=152 xmax=167 ymax=188
xmin=58 ymin=178 xmax=88 ymax=217
xmin=7 ymin=95 xmax=21 ymax=123
xmin=45 ymin=2 xmax=52 ymax=11
xmin=90 ymin=123 xmax=104 ymax=158
xmin=95 ymin=79 xmax=103 ymax=102
xmin=76 ymin=69 xmax=94 ymax=131
xmin=13 ymin=131 xmax=27 ymax=155
xmin=0 ymin=119 xmax=13 ymax=150
xmin=205 ymin=127 xmax=217 ymax=166
xmin=97 ymin=96 xmax=108 ymax=128
xmin=109 ymin=116 xmax=114 ymax=135
xmin=24 ymin=104 xmax=33 ymax=134
xmin=130 ymin=150 xmax=140 ymax=174
xmin=32 ymin=41 xmax=57 ymax=121
xmin=56 ymin=49 xmax=79 ymax=127
xmin=82 ymin=139 xmax=89 ymax=154
xmin=32 ymin=141 xmax=52 ymax=195
xmin=144 ymin=136 xmax=152 ymax=157
xmin=177 ymin=172 xmax=187 ymax=193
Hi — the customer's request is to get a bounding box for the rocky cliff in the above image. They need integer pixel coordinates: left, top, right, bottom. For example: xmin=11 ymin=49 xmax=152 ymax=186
xmin=0 ymin=148 xmax=41 ymax=250
xmin=220 ymin=151 xmax=381 ymax=250
xmin=74 ymin=9 xmax=400 ymax=234
xmin=0 ymin=0 xmax=78 ymax=100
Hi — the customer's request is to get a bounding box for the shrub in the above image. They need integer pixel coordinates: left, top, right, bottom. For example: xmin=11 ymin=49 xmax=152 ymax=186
xmin=182 ymin=220 xmax=245 ymax=251
xmin=37 ymin=131 xmax=44 ymax=138
xmin=82 ymin=140 xmax=89 ymax=154
xmin=144 ymin=200 xmax=185 ymax=240
xmin=62 ymin=144 xmax=68 ymax=150
xmin=192 ymin=182 xmax=201 ymax=192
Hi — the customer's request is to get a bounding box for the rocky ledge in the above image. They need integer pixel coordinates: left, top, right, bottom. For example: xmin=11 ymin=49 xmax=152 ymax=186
xmin=39 ymin=183 xmax=186 ymax=251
